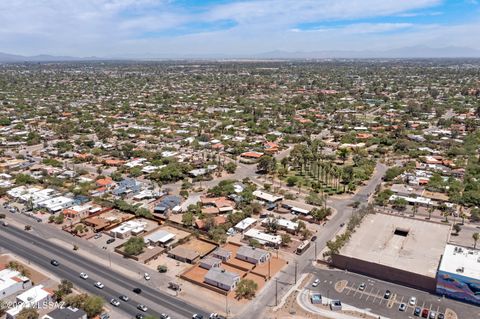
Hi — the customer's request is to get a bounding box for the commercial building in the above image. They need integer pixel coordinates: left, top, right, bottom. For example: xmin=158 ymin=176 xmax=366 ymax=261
xmin=436 ymin=244 xmax=480 ymax=305
xmin=109 ymin=220 xmax=147 ymax=238
xmin=332 ymin=213 xmax=450 ymax=291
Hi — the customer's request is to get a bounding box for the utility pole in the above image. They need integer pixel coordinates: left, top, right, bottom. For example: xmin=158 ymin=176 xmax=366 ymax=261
xmin=314 ymin=241 xmax=317 ymax=261
xmin=225 ymin=293 xmax=228 ymax=318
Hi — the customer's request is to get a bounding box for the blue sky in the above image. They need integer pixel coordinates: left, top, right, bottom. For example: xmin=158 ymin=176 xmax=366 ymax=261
xmin=0 ymin=0 xmax=479 ymax=57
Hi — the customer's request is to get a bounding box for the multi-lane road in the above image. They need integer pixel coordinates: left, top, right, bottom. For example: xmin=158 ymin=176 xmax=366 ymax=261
xmin=0 ymin=224 xmax=206 ymax=319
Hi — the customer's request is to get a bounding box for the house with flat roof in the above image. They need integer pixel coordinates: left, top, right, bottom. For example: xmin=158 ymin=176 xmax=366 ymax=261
xmin=168 ymin=246 xmax=200 ymax=264
xmin=204 ymin=268 xmax=240 ymax=291
xmin=6 ymin=285 xmax=52 ymax=319
xmin=234 ymin=217 xmax=257 ymax=233
xmin=200 ymin=256 xmax=222 ymax=270
xmin=262 ymin=217 xmax=298 ymax=233
xmin=109 ymin=220 xmax=147 ymax=239
xmin=244 ymin=228 xmax=282 ymax=248
xmin=211 ymin=248 xmax=232 ymax=262
xmin=252 ymin=190 xmax=283 ymax=203
xmin=143 ymin=230 xmax=175 ymax=247
xmin=0 ymin=268 xmax=31 ymax=299
xmin=236 ymin=245 xmax=270 ymax=264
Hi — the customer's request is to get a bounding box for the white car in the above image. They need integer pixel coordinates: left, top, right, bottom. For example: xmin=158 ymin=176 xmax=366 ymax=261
xmin=312 ymin=279 xmax=320 ymax=287
xmin=110 ymin=299 xmax=120 ymax=307
xmin=137 ymin=304 xmax=148 ymax=312
xmin=144 ymin=273 xmax=151 ymax=280
xmin=409 ymin=296 xmax=417 ymax=306
xmin=94 ymin=282 xmax=105 ymax=289
xmin=79 ymin=272 xmax=88 ymax=279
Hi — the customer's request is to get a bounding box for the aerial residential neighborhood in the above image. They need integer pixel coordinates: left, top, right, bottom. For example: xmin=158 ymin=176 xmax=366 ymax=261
xmin=1 ymin=1 xmax=480 ymax=319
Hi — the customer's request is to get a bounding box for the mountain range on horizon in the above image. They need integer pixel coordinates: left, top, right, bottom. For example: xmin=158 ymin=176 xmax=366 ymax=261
xmin=1 ymin=45 xmax=480 ymax=62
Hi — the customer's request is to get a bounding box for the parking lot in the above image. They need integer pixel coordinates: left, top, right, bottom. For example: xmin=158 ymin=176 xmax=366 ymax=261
xmin=309 ymin=268 xmax=480 ymax=319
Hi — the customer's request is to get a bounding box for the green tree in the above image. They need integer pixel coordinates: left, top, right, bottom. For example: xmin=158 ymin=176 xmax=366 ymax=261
xmin=235 ymin=279 xmax=258 ymax=300
xmin=257 ymin=155 xmax=276 ymax=174
xmin=225 ymin=162 xmax=237 ymax=174
xmin=281 ymin=234 xmax=291 ymax=246
xmin=17 ymin=308 xmax=39 ymax=319
xmin=453 ymin=224 xmax=462 ymax=235
xmin=82 ymin=295 xmax=104 ymax=317
xmin=123 ymin=237 xmax=145 ymax=256
xmin=182 ymin=211 xmax=195 ymax=227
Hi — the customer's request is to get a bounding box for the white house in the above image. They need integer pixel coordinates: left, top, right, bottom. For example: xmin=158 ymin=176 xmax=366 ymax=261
xmin=0 ymin=269 xmax=31 ymax=299
xmin=204 ymin=268 xmax=240 ymax=291
xmin=236 ymin=245 xmax=270 ymax=264
xmin=6 ymin=285 xmax=52 ymax=319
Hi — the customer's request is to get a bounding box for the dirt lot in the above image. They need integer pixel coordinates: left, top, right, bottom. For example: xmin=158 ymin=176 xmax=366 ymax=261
xmin=180 ymin=238 xmax=217 ymax=257
xmin=0 ymin=254 xmax=49 ymax=284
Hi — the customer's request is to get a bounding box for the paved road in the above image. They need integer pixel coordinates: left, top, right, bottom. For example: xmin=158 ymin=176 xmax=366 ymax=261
xmin=309 ymin=268 xmax=480 ymax=319
xmin=240 ymin=162 xmax=388 ymax=319
xmin=0 ymin=224 xmax=206 ymax=319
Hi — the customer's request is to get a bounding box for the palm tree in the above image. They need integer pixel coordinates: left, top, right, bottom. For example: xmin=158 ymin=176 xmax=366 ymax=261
xmin=473 ymin=233 xmax=480 ymax=249
xmin=427 ymin=205 xmax=434 ymax=220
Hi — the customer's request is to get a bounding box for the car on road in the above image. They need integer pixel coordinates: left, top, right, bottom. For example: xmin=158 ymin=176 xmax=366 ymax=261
xmin=421 ymin=308 xmax=429 ymax=318
xmin=339 ymin=223 xmax=345 ymax=227
xmin=192 ymin=315 xmax=204 ymax=319
xmin=414 ymin=307 xmax=421 ymax=316
xmin=144 ymin=273 xmax=151 ymax=280
xmin=409 ymin=296 xmax=417 ymax=306
xmin=398 ymin=303 xmax=406 ymax=312
xmin=133 ymin=287 xmax=142 ymax=294
xmin=437 ymin=313 xmax=444 ymax=319
xmin=358 ymin=283 xmax=366 ymax=291
xmin=312 ymin=279 xmax=320 ymax=287
xmin=429 ymin=311 xmax=437 ymax=319
xmin=110 ymin=299 xmax=120 ymax=307
xmin=106 ymin=238 xmax=115 ymax=244
xmin=119 ymin=295 xmax=129 ymax=302
xmin=2 ymin=221 xmax=8 ymax=226
xmin=383 ymin=290 xmax=391 ymax=299
xmin=310 ymin=236 xmax=317 ymax=241
xmin=160 ymin=314 xmax=171 ymax=319
xmin=137 ymin=304 xmax=148 ymax=312
xmin=94 ymin=282 xmax=105 ymax=289
xmin=50 ymin=259 xmax=60 ymax=266
xmin=135 ymin=314 xmax=144 ymax=319
xmin=79 ymin=272 xmax=88 ymax=279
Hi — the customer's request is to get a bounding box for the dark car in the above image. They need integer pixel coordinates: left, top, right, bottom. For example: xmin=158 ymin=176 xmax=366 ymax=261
xmin=135 ymin=314 xmax=144 ymax=319
xmin=311 ymin=236 xmax=317 ymax=241
xmin=383 ymin=290 xmax=391 ymax=299
xmin=133 ymin=288 xmax=142 ymax=294
xmin=437 ymin=313 xmax=445 ymax=319
xmin=50 ymin=259 xmax=60 ymax=266
xmin=421 ymin=308 xmax=429 ymax=318
xmin=414 ymin=307 xmax=421 ymax=316
xmin=106 ymin=238 xmax=116 ymax=244
xmin=192 ymin=315 xmax=204 ymax=319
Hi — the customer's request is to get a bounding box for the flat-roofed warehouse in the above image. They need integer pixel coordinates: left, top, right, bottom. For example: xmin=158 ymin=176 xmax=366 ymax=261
xmin=331 ymin=213 xmax=450 ymax=291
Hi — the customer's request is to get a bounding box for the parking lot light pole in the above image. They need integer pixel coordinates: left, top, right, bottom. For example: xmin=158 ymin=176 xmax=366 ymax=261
xmin=294 ymin=261 xmax=298 ymax=284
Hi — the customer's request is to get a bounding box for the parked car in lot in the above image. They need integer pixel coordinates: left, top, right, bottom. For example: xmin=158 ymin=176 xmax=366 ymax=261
xmin=409 ymin=296 xmax=417 ymax=306
xmin=119 ymin=295 xmax=129 ymax=302
xmin=79 ymin=272 xmax=88 ymax=279
xmin=414 ymin=307 xmax=421 ymax=316
xmin=421 ymin=308 xmax=429 ymax=318
xmin=137 ymin=304 xmax=148 ymax=312
xmin=110 ymin=299 xmax=120 ymax=307
xmin=383 ymin=290 xmax=391 ymax=299
xmin=437 ymin=313 xmax=444 ymax=319
xmin=429 ymin=311 xmax=437 ymax=319
xmin=358 ymin=283 xmax=366 ymax=291
xmin=94 ymin=233 xmax=102 ymax=239
xmin=312 ymin=279 xmax=320 ymax=287
xmin=398 ymin=303 xmax=406 ymax=312
xmin=94 ymin=282 xmax=105 ymax=289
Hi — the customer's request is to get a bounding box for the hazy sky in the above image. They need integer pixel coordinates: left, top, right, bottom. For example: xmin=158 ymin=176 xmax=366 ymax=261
xmin=1 ymin=0 xmax=480 ymax=56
